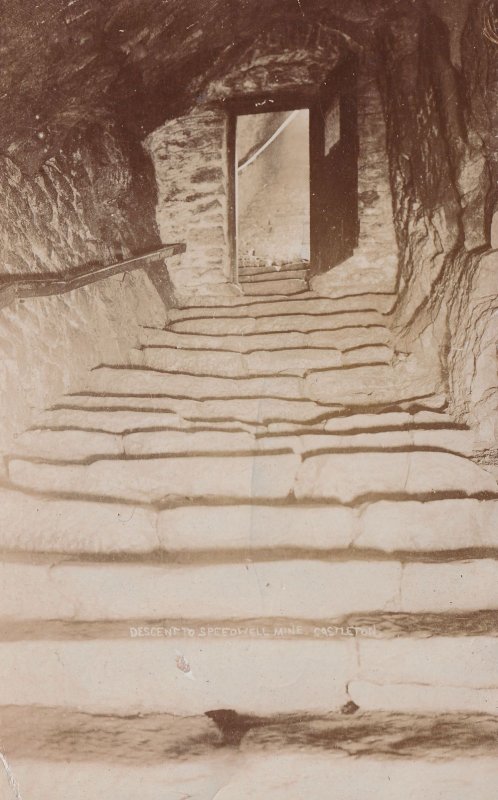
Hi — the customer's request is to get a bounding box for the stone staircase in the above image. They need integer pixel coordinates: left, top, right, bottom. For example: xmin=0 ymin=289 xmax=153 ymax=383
xmin=237 ymin=261 xmax=309 ymax=295
xmin=1 ymin=264 xmax=497 ymax=798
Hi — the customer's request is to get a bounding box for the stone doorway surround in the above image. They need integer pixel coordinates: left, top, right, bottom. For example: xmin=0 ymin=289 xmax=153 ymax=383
xmin=145 ymin=21 xmax=398 ymax=304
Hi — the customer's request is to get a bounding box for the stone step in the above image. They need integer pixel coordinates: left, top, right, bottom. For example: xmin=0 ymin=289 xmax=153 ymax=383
xmin=241 ymin=278 xmax=308 ymax=295
xmin=239 ymin=268 xmax=309 ymax=284
xmin=305 ymin=359 xmax=442 ymax=407
xmin=7 ymin=452 xmax=301 ymax=502
xmin=0 ymin=636 xmax=496 ymax=715
xmin=239 ymin=261 xmax=309 ymax=275
xmin=174 ymin=291 xmax=394 ymax=313
xmin=8 ymin=450 xmax=496 ymax=504
xmin=129 ymin=343 xmax=393 ymax=377
xmin=6 ymin=751 xmax=498 ymax=800
xmin=13 ymin=425 xmax=476 ymax=461
xmin=139 ymin=324 xmax=392 ymax=352
xmin=53 ymin=395 xmax=450 ymax=431
xmin=3 ymin=610 xmax=498 ymax=642
xmin=83 ymin=366 xmax=305 ymax=400
xmin=5 ymin=705 xmax=497 ymax=765
xmin=324 ymin=409 xmax=454 ymax=432
xmin=33 ymin=408 xmax=190 ymax=434
xmin=167 ymin=295 xmax=387 ymax=320
xmin=293 ymin=451 xmax=497 ymax=502
xmin=1 ymin=488 xmax=496 ymax=555
xmin=168 ymin=311 xmax=385 ymax=335
xmin=1 ymin=559 xmax=497 ymax=621
xmin=79 ymin=362 xmax=441 ymax=412
xmin=41 ymin=396 xmax=336 ymax=430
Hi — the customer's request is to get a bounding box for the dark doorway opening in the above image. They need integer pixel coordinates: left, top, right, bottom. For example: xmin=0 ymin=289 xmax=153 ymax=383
xmin=227 ymin=55 xmax=360 ymax=286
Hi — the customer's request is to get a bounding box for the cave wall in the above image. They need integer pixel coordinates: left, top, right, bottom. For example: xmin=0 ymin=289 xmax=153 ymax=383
xmin=446 ymin=2 xmax=498 ymax=445
xmin=377 ymin=0 xmax=497 ymax=445
xmin=0 ymin=118 xmax=165 ymax=457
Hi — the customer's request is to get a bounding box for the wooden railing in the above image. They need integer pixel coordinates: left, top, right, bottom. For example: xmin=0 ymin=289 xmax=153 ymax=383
xmin=0 ymin=243 xmax=186 ymax=310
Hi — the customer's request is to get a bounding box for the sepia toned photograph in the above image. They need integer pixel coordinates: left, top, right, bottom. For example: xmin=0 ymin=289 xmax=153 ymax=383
xmin=0 ymin=0 xmax=497 ymax=797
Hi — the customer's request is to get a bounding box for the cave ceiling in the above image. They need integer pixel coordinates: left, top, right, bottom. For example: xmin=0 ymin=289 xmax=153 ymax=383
xmin=1 ymin=0 xmax=462 ymax=174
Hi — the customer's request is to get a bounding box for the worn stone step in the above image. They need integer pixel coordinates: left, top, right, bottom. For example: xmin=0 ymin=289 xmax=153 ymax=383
xmin=239 ymin=268 xmax=309 ymax=283
xmin=12 ymin=425 xmax=476 ymax=462
xmin=170 ymin=291 xmax=383 ymax=311
xmin=6 ymin=751 xmax=498 ymax=800
xmin=9 ymin=449 xmax=496 ymax=504
xmin=305 ymin=358 xmax=442 ymax=406
xmin=241 ymin=278 xmax=308 ymax=295
xmin=3 ymin=610 xmax=498 ymax=642
xmin=56 ymin=394 xmax=450 ymax=431
xmin=46 ymin=395 xmax=335 ymax=429
xmin=173 ymin=291 xmax=394 ymax=313
xmin=1 ymin=559 xmax=497 ymax=621
xmin=294 ymin=451 xmax=497 ymax=502
xmin=139 ymin=324 xmax=392 ymax=351
xmin=169 ymin=311 xmax=385 ymax=335
xmin=80 ymin=361 xmax=441 ymax=411
xmin=1 ymin=488 xmax=496 ymax=555
xmin=324 ymin=409 xmax=454 ymax=432
xmin=5 ymin=705 xmax=497 ymax=766
xmin=167 ymin=295 xmax=387 ymax=320
xmin=13 ymin=428 xmax=124 ymax=459
xmin=83 ymin=366 xmax=305 ymax=399
xmin=239 ymin=261 xmax=309 ymax=275
xmin=33 ymin=408 xmax=190 ymax=435
xmin=258 ymin=427 xmax=475 ymax=456
xmin=8 ymin=452 xmax=301 ymax=502
xmin=121 ymin=427 xmax=475 ymax=459
xmin=0 ymin=637 xmax=496 ymax=715
xmin=266 ymin=408 xmax=448 ymax=433
xmin=150 ymin=497 xmax=498 ymax=554
xmin=130 ymin=343 xmax=393 ymax=377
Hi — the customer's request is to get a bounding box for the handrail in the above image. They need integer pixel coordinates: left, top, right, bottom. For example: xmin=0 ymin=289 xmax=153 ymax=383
xmin=0 ymin=243 xmax=186 ymax=310
xmin=238 ymin=111 xmax=300 ymax=172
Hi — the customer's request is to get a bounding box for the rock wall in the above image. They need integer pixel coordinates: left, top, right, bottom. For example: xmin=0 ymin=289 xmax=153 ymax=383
xmin=375 ymin=0 xmax=497 ymax=445
xmin=0 ymin=118 xmax=165 ymax=457
xmin=237 ymin=110 xmax=311 ymax=267
xmin=204 ymin=20 xmax=347 ymax=101
xmin=146 ymin=110 xmax=233 ymax=299
xmin=446 ymin=250 xmax=497 ymax=447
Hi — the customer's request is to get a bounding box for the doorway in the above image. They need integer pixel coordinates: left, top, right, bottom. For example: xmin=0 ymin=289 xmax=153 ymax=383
xmin=236 ymin=109 xmax=310 ymax=272
xmin=228 ymin=55 xmax=359 ymax=286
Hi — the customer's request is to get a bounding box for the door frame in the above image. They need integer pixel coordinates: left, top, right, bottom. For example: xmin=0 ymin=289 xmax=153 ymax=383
xmin=220 ymin=55 xmax=358 ymax=282
xmin=224 ymin=90 xmax=315 ymax=283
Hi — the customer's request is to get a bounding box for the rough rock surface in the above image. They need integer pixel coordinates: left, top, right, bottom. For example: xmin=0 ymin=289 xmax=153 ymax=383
xmin=145 ymin=109 xmax=232 ymax=297
xmin=0 ymin=118 xmax=165 ymax=454
xmin=375 ymin=1 xmax=497 ymax=444
xmin=0 ymin=0 xmax=406 ymax=176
